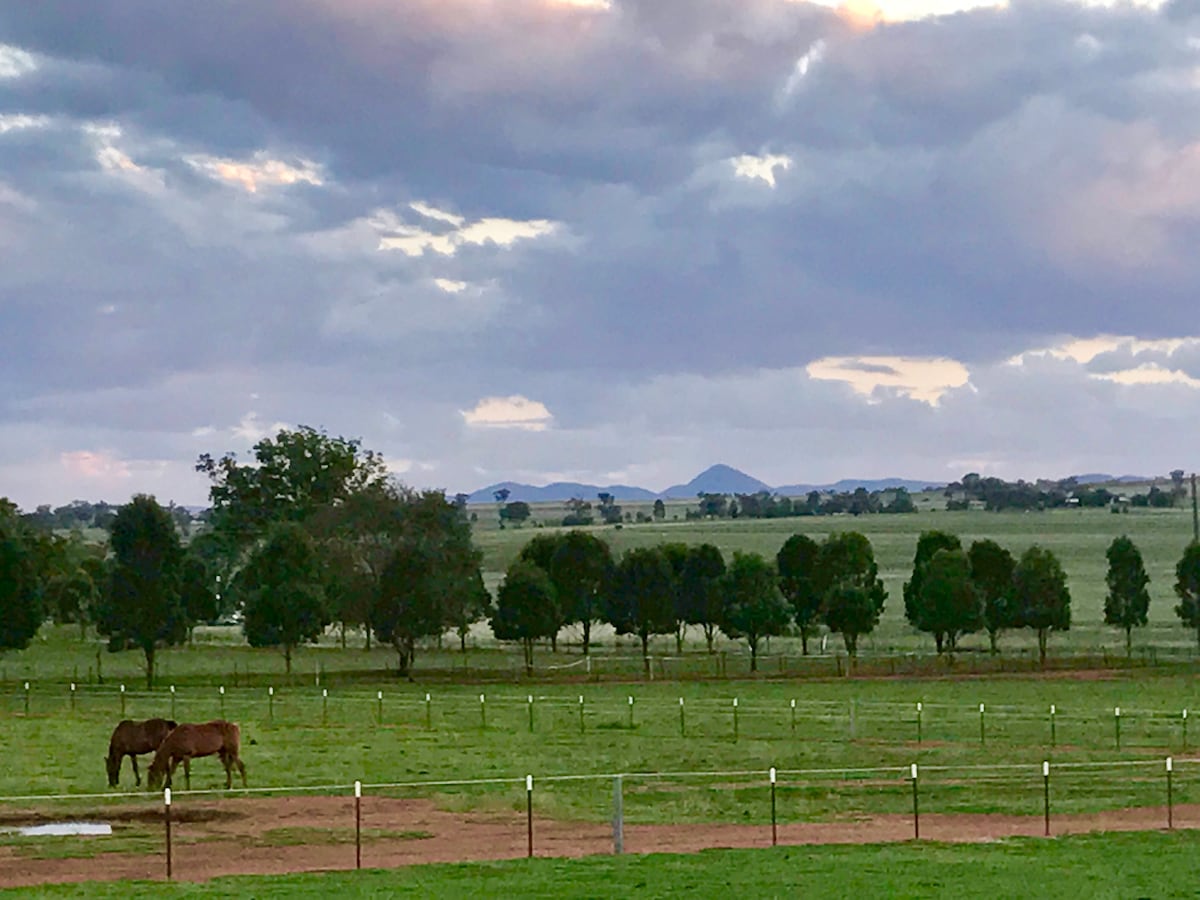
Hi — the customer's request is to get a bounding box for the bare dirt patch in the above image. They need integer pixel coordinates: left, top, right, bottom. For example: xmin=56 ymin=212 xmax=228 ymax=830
xmin=0 ymin=796 xmax=1195 ymax=888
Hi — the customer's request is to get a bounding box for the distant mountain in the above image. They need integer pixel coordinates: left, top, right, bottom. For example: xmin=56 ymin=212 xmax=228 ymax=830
xmin=467 ymin=481 xmax=658 ymax=504
xmin=1072 ymin=473 xmax=1153 ymax=485
xmin=659 ymin=464 xmax=771 ymax=499
xmin=773 ymin=477 xmax=942 ymax=495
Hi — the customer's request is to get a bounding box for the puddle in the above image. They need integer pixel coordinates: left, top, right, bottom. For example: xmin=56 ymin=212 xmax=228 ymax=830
xmin=3 ymin=823 xmax=112 ymax=837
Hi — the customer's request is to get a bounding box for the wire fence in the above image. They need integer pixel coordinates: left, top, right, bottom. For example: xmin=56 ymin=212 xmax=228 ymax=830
xmin=6 ymin=682 xmax=1197 ymax=753
xmin=0 ymin=756 xmax=1196 ymax=885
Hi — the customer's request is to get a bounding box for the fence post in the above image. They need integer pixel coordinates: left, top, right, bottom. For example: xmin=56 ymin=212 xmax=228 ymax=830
xmin=170 ymin=685 xmax=176 ymax=720
xmin=1049 ymin=704 xmax=1056 ymax=748
xmin=579 ymin=695 xmax=585 ymax=734
xmin=120 ymin=684 xmax=126 ymax=718
xmin=526 ymin=775 xmax=534 ymax=858
xmin=163 ymin=787 xmax=173 ymax=880
xmin=849 ymin=699 xmax=857 ymax=740
xmin=679 ymin=697 xmax=685 ymax=737
xmin=425 ymin=693 xmax=432 ymax=731
xmin=1042 ymin=761 xmax=1050 ymax=836
xmin=268 ymin=686 xmax=274 ymax=723
xmin=22 ymin=681 xmax=29 ymax=716
xmin=219 ymin=685 xmax=225 ymax=719
xmin=627 ymin=695 xmax=634 ymax=730
xmin=979 ymin=703 xmax=986 ymax=746
xmin=612 ymin=775 xmax=624 ymax=854
xmin=1184 ymin=710 xmax=1189 ymax=751
xmin=910 ymin=763 xmax=919 ymax=839
xmin=769 ymin=767 xmax=777 ymax=847
xmin=376 ymin=690 xmax=383 ymax=726
xmin=916 ymin=702 xmax=922 ymax=745
xmin=528 ymin=695 xmax=534 ymax=733
xmin=790 ymin=699 xmax=796 ymax=735
xmin=1167 ymin=757 xmax=1174 ymax=830
xmin=480 ymin=693 xmax=486 ymax=730
xmin=1114 ymin=707 xmax=1121 ymax=751
xmin=733 ymin=698 xmax=739 ymax=742
xmin=354 ymin=780 xmax=362 ymax=870
xmin=69 ymin=682 xmax=75 ymax=714
xmin=322 ymin=689 xmax=328 ymax=726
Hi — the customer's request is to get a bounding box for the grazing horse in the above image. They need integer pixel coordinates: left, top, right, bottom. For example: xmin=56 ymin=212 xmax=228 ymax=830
xmin=146 ymin=720 xmax=247 ymax=792
xmin=106 ymin=718 xmax=178 ymax=787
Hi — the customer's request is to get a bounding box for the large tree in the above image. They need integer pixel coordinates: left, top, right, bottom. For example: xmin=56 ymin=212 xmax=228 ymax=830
xmin=1104 ymin=535 xmax=1150 ymax=656
xmin=720 ymin=552 xmax=792 ymax=672
xmin=238 ymin=522 xmax=330 ymax=674
xmin=370 ymin=490 xmax=483 ymax=678
xmin=1174 ymin=542 xmax=1200 ymax=649
xmin=659 ymin=542 xmax=690 ymax=652
xmin=549 ymin=531 xmax=613 ymax=656
xmin=1012 ymin=546 xmax=1071 ymax=665
xmin=776 ymin=533 xmax=822 ymax=655
xmin=518 ymin=533 xmax=569 ymax=650
xmin=95 ymin=495 xmax=188 ymax=688
xmin=196 ymin=426 xmax=388 ymax=547
xmin=967 ymin=539 xmax=1016 ymax=654
xmin=0 ymin=508 xmax=43 ymax=654
xmin=819 ymin=532 xmax=887 ymax=657
xmin=679 ymin=543 xmax=726 ymax=653
xmin=911 ymin=549 xmax=982 ymax=653
xmin=491 ymin=560 xmax=561 ymax=675
xmin=903 ymin=531 xmax=962 ymax=653
xmin=606 ymin=546 xmax=676 ymax=676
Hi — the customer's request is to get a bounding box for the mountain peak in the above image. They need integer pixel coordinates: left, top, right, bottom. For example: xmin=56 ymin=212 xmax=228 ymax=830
xmin=661 ymin=464 xmax=771 ymax=498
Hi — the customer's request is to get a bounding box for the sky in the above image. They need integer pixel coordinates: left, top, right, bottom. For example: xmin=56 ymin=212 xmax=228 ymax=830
xmin=3 ymin=0 xmax=1200 ymax=510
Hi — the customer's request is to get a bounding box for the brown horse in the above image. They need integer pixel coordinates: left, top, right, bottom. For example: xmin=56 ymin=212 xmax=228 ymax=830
xmin=146 ymin=720 xmax=247 ymax=792
xmin=106 ymin=718 xmax=178 ymax=787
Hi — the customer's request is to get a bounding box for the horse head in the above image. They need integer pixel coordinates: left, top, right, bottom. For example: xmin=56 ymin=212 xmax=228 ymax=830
xmin=105 ymin=750 xmax=121 ymax=788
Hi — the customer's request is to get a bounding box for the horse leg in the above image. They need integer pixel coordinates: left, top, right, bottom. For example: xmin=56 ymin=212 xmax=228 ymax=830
xmin=131 ymin=755 xmax=141 ymax=786
xmin=183 ymin=758 xmax=191 ymax=791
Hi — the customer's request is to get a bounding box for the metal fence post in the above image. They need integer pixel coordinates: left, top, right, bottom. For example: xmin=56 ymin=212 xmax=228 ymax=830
xmin=164 ymin=787 xmax=173 ymax=880
xmin=911 ymin=763 xmax=919 ymax=839
xmin=1167 ymin=757 xmax=1174 ymax=830
xmin=1041 ymin=761 xmax=1050 ymax=836
xmin=769 ymin=767 xmax=777 ymax=847
xmin=916 ymin=702 xmax=922 ymax=745
xmin=354 ymin=781 xmax=362 ymax=869
xmin=612 ymin=775 xmax=624 ymax=854
xmin=679 ymin=698 xmax=685 ymax=737
xmin=526 ymin=775 xmax=534 ymax=858
xmin=1114 ymin=707 xmax=1121 ymax=751
xmin=1049 ymin=704 xmax=1056 ymax=748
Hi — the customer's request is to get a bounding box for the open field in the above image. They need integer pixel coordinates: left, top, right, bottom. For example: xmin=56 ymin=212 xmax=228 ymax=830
xmin=473 ymin=505 xmax=1200 ymax=654
xmin=5 ymin=831 xmax=1200 ymax=898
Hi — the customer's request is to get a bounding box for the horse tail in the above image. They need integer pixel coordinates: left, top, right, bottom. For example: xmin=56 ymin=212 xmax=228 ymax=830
xmin=220 ymin=721 xmax=241 ymax=756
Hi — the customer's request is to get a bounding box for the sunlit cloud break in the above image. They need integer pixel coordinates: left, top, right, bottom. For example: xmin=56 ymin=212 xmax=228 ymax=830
xmin=461 ymin=395 xmax=553 ymax=431
xmin=807 ymin=356 xmax=971 ymax=404
xmin=186 ymin=152 xmax=323 ymax=193
xmin=376 ymin=203 xmax=558 ymax=257
xmin=731 ymin=154 xmax=793 ymax=188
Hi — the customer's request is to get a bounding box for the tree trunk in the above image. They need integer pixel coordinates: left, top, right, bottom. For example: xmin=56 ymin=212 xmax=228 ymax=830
xmin=144 ymin=645 xmax=155 ymax=690
xmin=749 ymin=638 xmax=758 ymax=672
xmin=551 ymin=632 xmax=558 ymax=653
xmin=365 ymin=627 xmax=372 ymax=651
xmin=524 ymin=638 xmax=534 ymax=676
xmin=284 ymin=645 xmax=292 ymax=675
xmin=1126 ymin=626 xmax=1133 ymax=658
xmin=934 ymin=632 xmax=944 ymax=654
xmin=988 ymin=629 xmax=998 ymax=655
xmin=800 ymin=629 xmax=808 ymax=656
xmin=676 ymin=623 xmax=685 ymax=655
xmin=704 ymin=624 xmax=716 ymax=654
xmin=582 ymin=619 xmax=591 ymax=656
xmin=460 ymin=628 xmax=468 ymax=653
xmin=641 ymin=632 xmax=650 ymax=677
xmin=843 ymin=632 xmax=857 ymax=657
xmin=340 ymin=622 xmax=346 ymax=650
xmin=1037 ymin=628 xmax=1048 ymax=666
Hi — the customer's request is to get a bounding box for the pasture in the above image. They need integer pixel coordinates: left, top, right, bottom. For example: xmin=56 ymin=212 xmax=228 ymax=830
xmin=7 ymin=831 xmax=1200 ymax=899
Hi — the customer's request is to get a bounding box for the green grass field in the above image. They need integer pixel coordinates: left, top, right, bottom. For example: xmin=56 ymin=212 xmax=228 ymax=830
xmin=7 ymin=831 xmax=1200 ymax=898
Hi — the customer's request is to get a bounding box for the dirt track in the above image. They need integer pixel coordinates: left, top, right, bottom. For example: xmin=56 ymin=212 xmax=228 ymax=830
xmin=0 ymin=796 xmax=1195 ymax=888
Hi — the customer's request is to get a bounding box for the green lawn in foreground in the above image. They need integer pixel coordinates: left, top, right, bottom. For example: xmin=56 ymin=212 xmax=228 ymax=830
xmin=8 ymin=831 xmax=1200 ymax=899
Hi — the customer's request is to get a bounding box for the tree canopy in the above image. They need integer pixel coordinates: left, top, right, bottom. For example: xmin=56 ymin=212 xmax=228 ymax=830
xmin=1104 ymin=535 xmax=1150 ymax=656
xmin=720 ymin=551 xmax=791 ymax=672
xmin=776 ymin=533 xmax=822 ymax=655
xmin=903 ymin=530 xmax=963 ymax=653
xmin=967 ymin=539 xmax=1016 ymax=654
xmin=0 ymin=508 xmax=43 ymax=654
xmin=1012 ymin=545 xmax=1071 ymax=665
xmin=1174 ymin=542 xmax=1200 ymax=649
xmin=94 ymin=495 xmax=187 ymax=688
xmin=606 ymin=547 xmax=676 ymax=675
xmin=819 ymin=531 xmax=887 ymax=657
xmin=491 ymin=560 xmax=560 ymax=675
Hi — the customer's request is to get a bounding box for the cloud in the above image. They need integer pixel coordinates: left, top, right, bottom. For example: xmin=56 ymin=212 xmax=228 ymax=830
xmin=184 ymin=152 xmax=323 ymax=193
xmin=461 ymin=396 xmax=554 ymax=431
xmin=731 ymin=153 xmax=793 ymax=187
xmin=806 ymin=356 xmax=972 ymax=404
